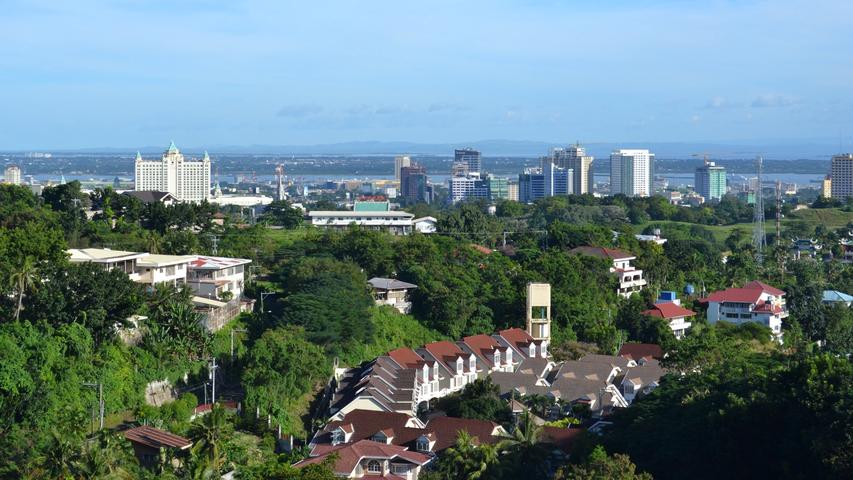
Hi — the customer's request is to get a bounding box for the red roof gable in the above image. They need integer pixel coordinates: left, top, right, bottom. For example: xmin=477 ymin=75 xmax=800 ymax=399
xmin=462 ymin=334 xmax=502 ymax=365
xmin=743 ymin=280 xmax=785 ymax=296
xmin=643 ymin=302 xmax=696 ymax=319
xmin=498 ymin=328 xmax=534 ymax=354
xmin=387 ymin=348 xmax=425 ymax=369
xmin=706 ymin=281 xmax=785 ymax=304
xmin=423 ymin=341 xmax=467 ymax=370
xmin=124 ymin=425 xmax=192 ymax=450
xmin=618 ymin=343 xmax=663 ymax=361
xmin=296 ymin=440 xmax=431 ymax=474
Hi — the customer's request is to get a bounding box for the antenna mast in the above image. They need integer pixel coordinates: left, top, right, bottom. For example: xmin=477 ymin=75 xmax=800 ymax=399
xmin=752 ymin=156 xmax=767 ymax=262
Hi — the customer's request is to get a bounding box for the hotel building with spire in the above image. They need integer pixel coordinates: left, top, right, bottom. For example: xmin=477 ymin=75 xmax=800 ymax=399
xmin=134 ymin=141 xmax=212 ymax=202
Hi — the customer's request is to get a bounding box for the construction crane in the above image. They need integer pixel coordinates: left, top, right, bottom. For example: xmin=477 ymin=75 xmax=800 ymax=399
xmin=691 ymin=152 xmax=712 ymax=165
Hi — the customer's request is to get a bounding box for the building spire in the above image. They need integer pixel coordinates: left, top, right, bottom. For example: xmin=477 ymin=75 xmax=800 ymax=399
xmin=167 ymin=140 xmax=179 ymax=154
xmin=203 ymin=150 xmax=210 ymax=161
xmin=135 ymin=151 xmax=142 ymax=162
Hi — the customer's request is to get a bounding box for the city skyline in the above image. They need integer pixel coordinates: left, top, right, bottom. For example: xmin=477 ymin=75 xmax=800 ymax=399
xmin=2 ymin=1 xmax=853 ymax=150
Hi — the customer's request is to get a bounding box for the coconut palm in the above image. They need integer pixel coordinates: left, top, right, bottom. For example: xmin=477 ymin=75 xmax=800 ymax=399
xmin=432 ymin=430 xmax=498 ymax=480
xmin=11 ymin=257 xmax=38 ymax=321
xmin=76 ymin=430 xmax=138 ymax=480
xmin=498 ymin=412 xmax=551 ymax=479
xmin=187 ymin=404 xmax=233 ymax=479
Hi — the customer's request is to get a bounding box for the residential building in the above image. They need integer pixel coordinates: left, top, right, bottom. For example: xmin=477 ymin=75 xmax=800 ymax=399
xmin=68 ymin=248 xmax=149 ymax=282
xmin=412 ymin=216 xmax=436 ymax=234
xmin=634 ymin=229 xmax=667 ymax=245
xmin=694 ymin=161 xmax=727 ymax=201
xmin=394 ymin=155 xmax=411 ymax=182
xmin=3 ymin=164 xmax=21 ymax=185
xmin=841 ymin=238 xmax=853 ymax=263
xmin=703 ymin=281 xmax=787 ymax=337
xmin=135 ymin=254 xmax=197 ymax=288
xmin=553 ymin=143 xmax=594 ymax=194
xmin=822 ymin=175 xmax=832 ymax=198
xmin=790 ymin=238 xmax=821 ymax=260
xmin=134 ymin=142 xmax=211 ymax=202
xmin=822 ymin=290 xmax=853 ymax=306
xmin=642 ymin=293 xmax=695 ymax=339
xmin=186 ymin=255 xmax=252 ymax=301
xmin=308 ymin=210 xmax=415 ymax=235
xmin=569 ymin=246 xmax=646 ymax=298
xmin=124 ymin=425 xmax=192 ymax=469
xmin=448 ymin=175 xmax=489 ymax=203
xmin=454 ymin=148 xmax=482 ymax=176
xmin=369 ymin=277 xmax=417 ymax=314
xmin=610 ymin=149 xmax=654 ymax=197
xmin=400 ymin=165 xmax=429 ymax=203
xmin=487 ymin=174 xmax=509 ymax=200
xmin=294 ymin=439 xmax=432 ymax=479
xmin=830 ymin=153 xmax=853 ymax=199
xmin=122 ymin=190 xmax=177 ymax=205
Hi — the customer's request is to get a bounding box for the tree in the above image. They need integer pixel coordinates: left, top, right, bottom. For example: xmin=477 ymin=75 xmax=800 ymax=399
xmin=263 ymin=201 xmax=304 ymax=229
xmin=556 ymin=445 xmax=652 ymax=480
xmin=75 ymin=430 xmax=139 ymax=479
xmin=423 ymin=430 xmax=498 ymax=480
xmin=188 ymin=404 xmax=234 ymax=478
xmin=241 ymin=327 xmax=330 ymax=433
xmin=496 ymin=412 xmax=550 ymax=479
xmin=436 ymin=377 xmax=512 ymax=425
xmin=24 ymin=263 xmax=143 ymax=347
xmin=10 ymin=257 xmax=38 ymax=322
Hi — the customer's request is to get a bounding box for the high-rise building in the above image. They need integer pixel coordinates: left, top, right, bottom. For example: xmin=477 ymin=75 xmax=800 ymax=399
xmin=486 ymin=175 xmax=509 ymax=200
xmin=553 ymin=144 xmax=594 ymax=194
xmin=394 ymin=155 xmax=411 ymax=182
xmin=610 ymin=149 xmax=654 ymax=197
xmin=4 ymin=164 xmax=22 ymax=185
xmin=400 ymin=164 xmax=430 ymax=203
xmin=518 ymin=161 xmax=572 ymax=203
xmin=822 ymin=175 xmax=832 ymax=198
xmin=830 ymin=154 xmax=853 ymax=199
xmin=454 ymin=148 xmax=482 ymax=176
xmin=135 ymin=142 xmax=211 ymax=202
xmin=694 ymin=161 xmax=727 ymax=201
xmin=507 ymin=181 xmax=519 ymax=201
xmin=448 ymin=176 xmax=489 ymax=203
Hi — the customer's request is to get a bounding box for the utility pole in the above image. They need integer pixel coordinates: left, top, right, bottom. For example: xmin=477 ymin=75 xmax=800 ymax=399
xmin=209 ymin=358 xmax=218 ymax=404
xmin=752 ymin=156 xmax=767 ymax=262
xmin=209 ymin=234 xmax=219 ymax=255
xmin=259 ymin=291 xmax=275 ymax=314
xmin=83 ymin=382 xmax=104 ymax=431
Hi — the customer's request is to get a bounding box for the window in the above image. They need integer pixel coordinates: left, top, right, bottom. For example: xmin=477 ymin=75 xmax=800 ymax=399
xmin=367 ymin=460 xmax=381 ymax=473
xmin=469 ymin=356 xmax=476 ymax=372
xmin=331 ymin=430 xmax=344 ymax=445
xmin=416 ymin=439 xmax=430 ymax=452
xmin=493 ymin=350 xmax=500 ymax=367
xmin=393 ymin=464 xmax=410 ymax=474
xmin=456 ymin=357 xmax=463 ymax=374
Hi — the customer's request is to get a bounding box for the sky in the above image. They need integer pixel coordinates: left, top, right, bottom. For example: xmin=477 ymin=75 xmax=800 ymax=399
xmin=1 ymin=0 xmax=852 ymax=150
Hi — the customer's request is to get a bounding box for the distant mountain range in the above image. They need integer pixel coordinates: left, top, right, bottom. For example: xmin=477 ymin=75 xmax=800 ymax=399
xmin=12 ymin=138 xmax=846 ymax=160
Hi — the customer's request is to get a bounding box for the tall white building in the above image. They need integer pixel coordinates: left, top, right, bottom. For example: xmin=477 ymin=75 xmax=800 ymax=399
xmin=4 ymin=165 xmax=22 ymax=185
xmin=553 ymin=144 xmax=594 ymax=194
xmin=830 ymin=153 xmax=853 ymax=199
xmin=135 ymin=142 xmax=211 ymax=202
xmin=610 ymin=149 xmax=654 ymax=197
xmin=394 ymin=155 xmax=411 ymax=182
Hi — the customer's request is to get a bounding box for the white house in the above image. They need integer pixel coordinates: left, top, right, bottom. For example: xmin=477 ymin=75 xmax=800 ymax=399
xmin=308 ymin=211 xmax=414 ymax=235
xmin=642 ymin=302 xmax=695 ymax=339
xmin=704 ymin=281 xmax=787 ymax=337
xmin=135 ymin=254 xmax=197 ymax=288
xmin=412 ymin=217 xmax=437 ymax=234
xmin=68 ymin=248 xmax=149 ymax=282
xmin=186 ymin=255 xmax=252 ymax=301
xmin=569 ymin=246 xmax=646 ymax=298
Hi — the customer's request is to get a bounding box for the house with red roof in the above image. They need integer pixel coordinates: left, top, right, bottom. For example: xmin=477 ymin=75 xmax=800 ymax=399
xmin=124 ymin=425 xmax=192 ymax=469
xmin=294 ymin=439 xmax=432 ymax=478
xmin=703 ymin=281 xmax=787 ymax=337
xmin=569 ymin=246 xmax=647 ymax=298
xmin=643 ymin=301 xmax=695 ymax=339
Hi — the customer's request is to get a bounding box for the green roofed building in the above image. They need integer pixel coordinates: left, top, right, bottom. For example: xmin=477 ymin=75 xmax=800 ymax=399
xmin=695 ymin=161 xmax=727 ymax=202
xmin=354 ymin=200 xmax=391 ymax=212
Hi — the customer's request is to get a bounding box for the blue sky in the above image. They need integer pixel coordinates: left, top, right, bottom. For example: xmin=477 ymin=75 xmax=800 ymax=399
xmin=1 ymin=0 xmax=852 ymax=149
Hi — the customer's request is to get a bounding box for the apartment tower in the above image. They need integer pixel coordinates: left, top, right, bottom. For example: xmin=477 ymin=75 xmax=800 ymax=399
xmin=610 ymin=149 xmax=654 ymax=197
xmin=135 ymin=142 xmax=211 ymax=202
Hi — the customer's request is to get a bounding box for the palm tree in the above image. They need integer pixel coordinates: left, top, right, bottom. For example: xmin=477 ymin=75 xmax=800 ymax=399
xmin=498 ymin=412 xmax=550 ymax=479
xmin=27 ymin=428 xmax=82 ymax=479
xmin=435 ymin=430 xmax=498 ymax=480
xmin=187 ymin=404 xmax=233 ymax=479
xmin=76 ymin=431 xmax=138 ymax=479
xmin=11 ymin=257 xmax=38 ymax=321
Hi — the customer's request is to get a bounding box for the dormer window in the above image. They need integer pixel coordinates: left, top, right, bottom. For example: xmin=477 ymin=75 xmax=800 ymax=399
xmin=505 ymin=348 xmax=513 ymax=365
xmin=422 ymin=364 xmax=429 ymax=382
xmin=469 ymin=355 xmax=476 ymax=373
xmin=493 ymin=349 xmax=500 ymax=367
xmin=432 ymin=363 xmax=438 ymax=379
xmin=367 ymin=460 xmax=382 ymax=474
xmin=456 ymin=357 xmax=463 ymax=375
xmin=540 ymin=342 xmax=548 ymax=358
xmin=331 ymin=429 xmax=344 ymax=445
xmin=416 ymin=437 xmax=430 ymax=452
xmin=529 ymin=343 xmax=536 ymax=358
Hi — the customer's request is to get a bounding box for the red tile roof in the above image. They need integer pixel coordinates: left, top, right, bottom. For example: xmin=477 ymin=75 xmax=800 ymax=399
xmin=296 ymin=440 xmax=431 ymax=475
xmin=462 ymin=334 xmax=502 ymax=366
xmin=124 ymin=425 xmax=192 ymax=450
xmin=541 ymin=426 xmax=585 ymax=454
xmin=569 ymin=246 xmax=635 ymax=260
xmin=643 ymin=302 xmax=696 ymax=319
xmin=706 ymin=281 xmax=785 ymax=304
xmin=423 ymin=341 xmax=467 ymax=371
xmin=618 ymin=343 xmax=663 ymax=361
xmin=498 ymin=328 xmax=534 ymax=354
xmin=387 ymin=348 xmax=425 ymax=369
